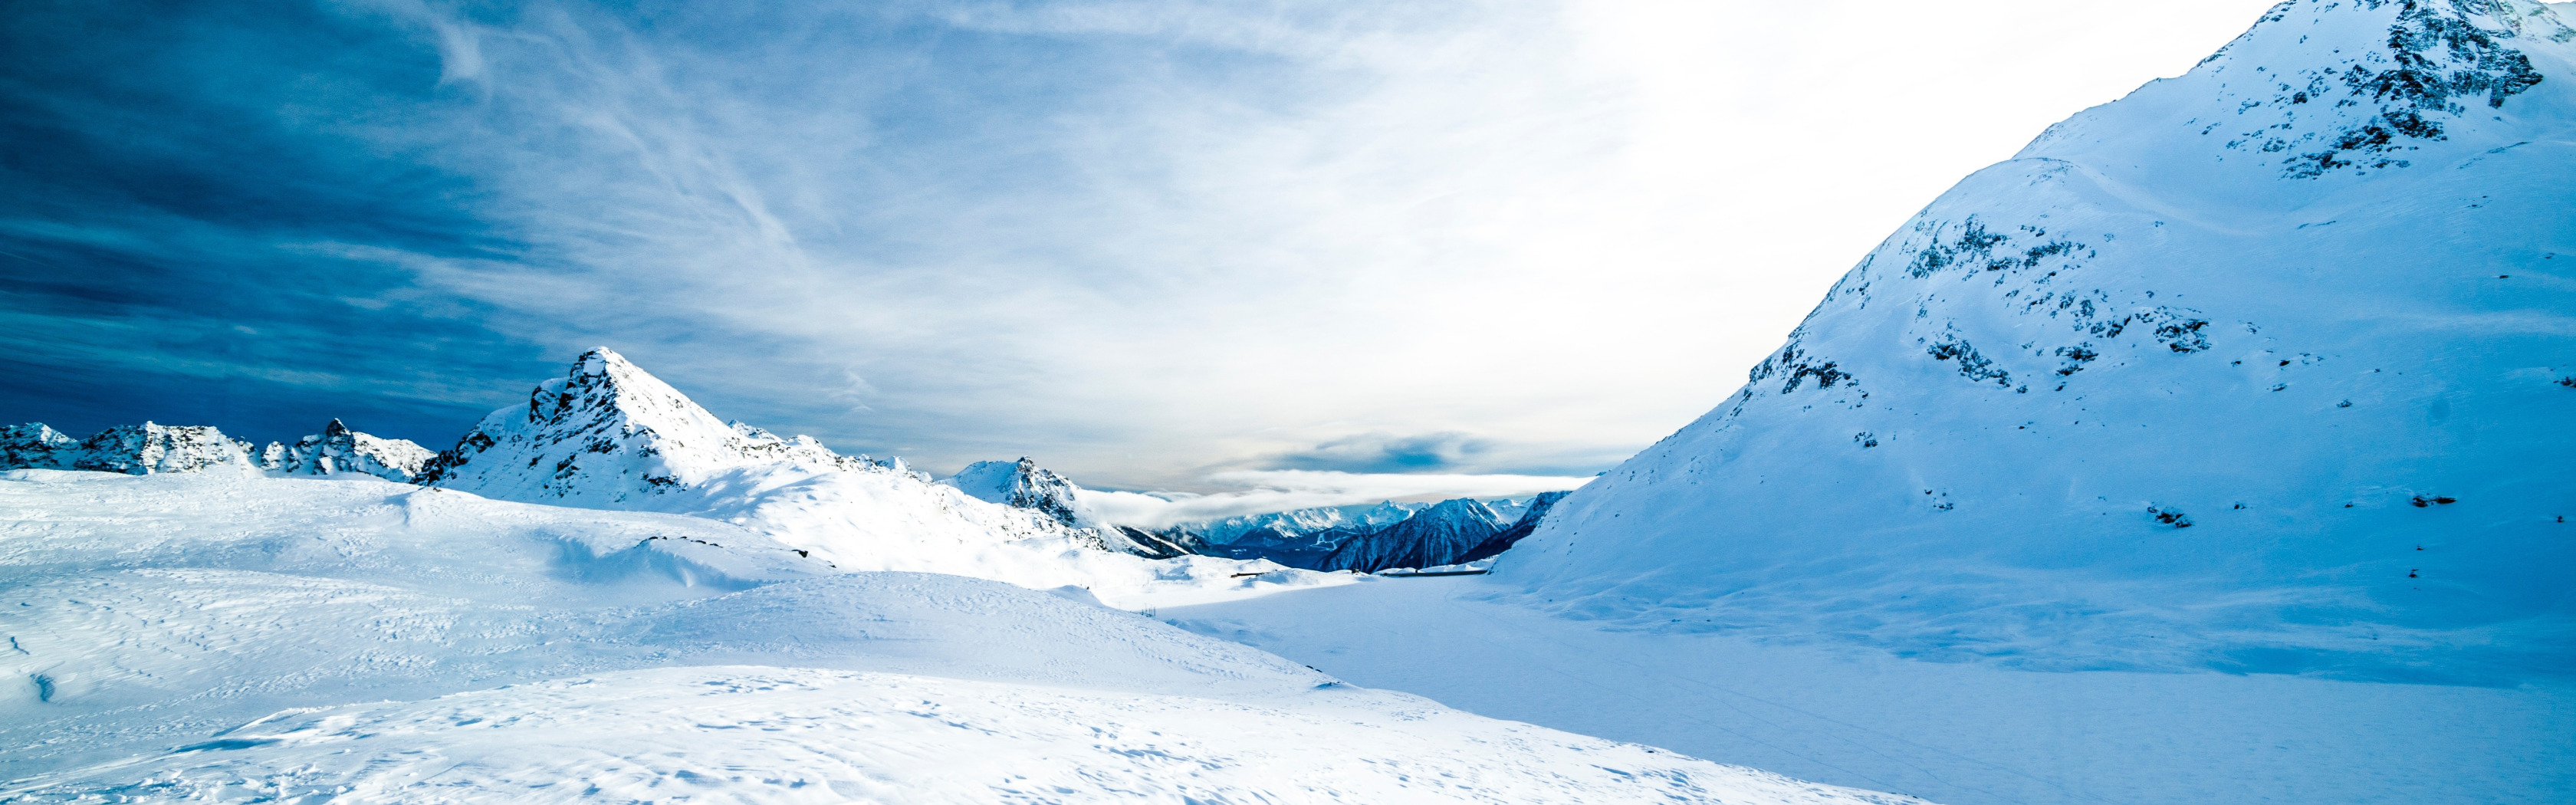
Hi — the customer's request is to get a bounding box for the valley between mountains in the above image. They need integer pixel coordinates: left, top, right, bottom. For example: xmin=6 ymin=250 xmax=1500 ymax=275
xmin=6 ymin=2 xmax=2574 ymax=803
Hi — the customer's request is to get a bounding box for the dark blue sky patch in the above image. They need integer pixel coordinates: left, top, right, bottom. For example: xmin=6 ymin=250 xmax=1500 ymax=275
xmin=0 ymin=0 xmax=566 ymax=447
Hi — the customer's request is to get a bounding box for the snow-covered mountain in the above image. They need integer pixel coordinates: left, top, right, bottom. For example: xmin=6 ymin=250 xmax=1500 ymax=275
xmin=0 ymin=423 xmax=77 ymax=470
xmin=4 ymin=419 xmax=447 ymax=483
xmin=1188 ymin=499 xmax=1431 ymax=546
xmin=1486 ymin=496 xmax=1535 ymax=524
xmin=416 ymin=347 xmax=872 ymax=505
xmin=1191 ymin=497 xmax=1572 ymax=570
xmin=943 ymin=457 xmax=1083 ymax=526
xmin=412 ymin=348 xmax=1310 ymax=602
xmin=1316 ymin=498 xmax=1505 ymax=573
xmin=1191 ymin=506 xmax=1352 ymax=544
xmin=935 ymin=456 xmax=1198 ymax=557
xmin=1500 ymin=0 xmax=2576 ymax=683
xmin=259 ymin=419 xmax=435 ymax=481
xmin=0 ymin=422 xmax=264 ymax=476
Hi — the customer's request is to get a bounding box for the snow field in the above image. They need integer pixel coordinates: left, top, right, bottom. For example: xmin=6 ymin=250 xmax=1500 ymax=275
xmin=1165 ymin=577 xmax=2576 ymax=805
xmin=5 ymin=665 xmax=1927 ymax=804
xmin=0 ymin=470 xmax=1918 ymax=803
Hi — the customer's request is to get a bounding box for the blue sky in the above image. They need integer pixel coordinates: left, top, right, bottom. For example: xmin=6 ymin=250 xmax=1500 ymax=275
xmin=0 ymin=0 xmax=2270 ymax=491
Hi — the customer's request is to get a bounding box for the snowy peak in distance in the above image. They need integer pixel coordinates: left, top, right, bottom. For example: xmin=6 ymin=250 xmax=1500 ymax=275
xmin=943 ymin=458 xmax=1083 ymax=527
xmin=941 ymin=457 xmax=1202 ymax=559
xmin=402 ymin=348 xmax=1215 ymax=572
xmin=261 ymin=419 xmax=435 ymax=481
xmin=2 ymin=422 xmax=264 ymax=476
xmin=0 ymin=423 xmax=78 ymax=471
xmin=1192 ymin=507 xmax=1350 ymax=545
xmin=3 ymin=419 xmax=437 ymax=481
xmin=418 ymin=347 xmax=871 ymax=506
xmin=1317 ymin=498 xmax=1503 ymax=573
xmin=1463 ymin=490 xmax=1570 ymax=564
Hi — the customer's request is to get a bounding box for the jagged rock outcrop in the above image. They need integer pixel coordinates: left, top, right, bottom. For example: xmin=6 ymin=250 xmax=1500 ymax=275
xmin=1316 ymin=498 xmax=1504 ymax=573
xmin=259 ymin=419 xmax=435 ymax=481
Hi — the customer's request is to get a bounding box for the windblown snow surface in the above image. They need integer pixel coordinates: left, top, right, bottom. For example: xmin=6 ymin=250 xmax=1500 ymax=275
xmin=0 ymin=470 xmax=1922 ymax=803
xmin=1496 ymin=0 xmax=2576 ymax=685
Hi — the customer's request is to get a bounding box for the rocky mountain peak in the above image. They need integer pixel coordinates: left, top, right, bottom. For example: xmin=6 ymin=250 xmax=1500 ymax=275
xmin=1315 ymin=498 xmax=1503 ymax=573
xmin=1 ymin=423 xmax=77 ymax=470
xmin=71 ymin=422 xmax=263 ymax=476
xmin=418 ymin=347 xmax=872 ymax=506
xmin=2024 ymin=0 xmax=2571 ymax=192
xmin=943 ymin=457 xmax=1084 ymax=527
xmin=262 ymin=419 xmax=435 ymax=482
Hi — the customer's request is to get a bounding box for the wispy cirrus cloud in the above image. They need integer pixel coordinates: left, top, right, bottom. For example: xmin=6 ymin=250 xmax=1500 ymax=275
xmin=0 ymin=0 xmax=2275 ymax=488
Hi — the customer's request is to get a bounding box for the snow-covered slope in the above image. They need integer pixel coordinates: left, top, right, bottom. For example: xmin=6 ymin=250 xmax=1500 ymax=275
xmin=0 ymin=470 xmax=1923 ymax=804
xmin=1500 ymin=0 xmax=2576 ymax=684
xmin=1318 ymin=498 xmax=1505 ymax=573
xmin=257 ymin=419 xmax=435 ymax=481
xmin=417 ymin=348 xmax=1335 ymax=606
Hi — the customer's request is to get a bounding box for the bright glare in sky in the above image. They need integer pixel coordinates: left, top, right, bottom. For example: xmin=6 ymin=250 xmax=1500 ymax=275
xmin=0 ymin=0 xmax=2282 ymax=494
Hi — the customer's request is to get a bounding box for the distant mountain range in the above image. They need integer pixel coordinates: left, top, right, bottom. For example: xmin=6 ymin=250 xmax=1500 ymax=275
xmin=1 ymin=419 xmax=430 ymax=481
xmin=1184 ymin=492 xmax=1570 ymax=573
xmin=0 ymin=349 xmax=1317 ymax=605
xmin=2 ymin=347 xmax=1579 ymax=583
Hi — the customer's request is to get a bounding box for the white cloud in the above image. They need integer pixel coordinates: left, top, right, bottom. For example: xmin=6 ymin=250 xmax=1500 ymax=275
xmin=345 ymin=0 xmax=2276 ymax=489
